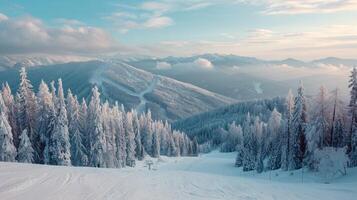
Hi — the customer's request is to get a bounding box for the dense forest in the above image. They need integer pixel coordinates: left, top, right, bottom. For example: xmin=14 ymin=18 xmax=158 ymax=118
xmin=176 ymin=68 xmax=357 ymax=177
xmin=0 ymin=68 xmax=198 ymax=168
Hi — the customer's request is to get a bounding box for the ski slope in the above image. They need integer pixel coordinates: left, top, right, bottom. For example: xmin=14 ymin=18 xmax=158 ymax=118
xmin=0 ymin=152 xmax=356 ymax=200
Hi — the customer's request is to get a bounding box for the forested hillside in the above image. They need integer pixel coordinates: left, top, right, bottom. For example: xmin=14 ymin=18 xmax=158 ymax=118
xmin=0 ymin=68 xmax=198 ymax=168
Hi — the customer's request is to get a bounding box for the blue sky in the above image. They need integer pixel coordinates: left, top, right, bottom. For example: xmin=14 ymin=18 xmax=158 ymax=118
xmin=1 ymin=0 xmax=357 ymax=59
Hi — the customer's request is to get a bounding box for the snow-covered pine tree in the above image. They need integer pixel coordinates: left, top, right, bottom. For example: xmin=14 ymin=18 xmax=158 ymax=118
xmin=267 ymin=108 xmax=282 ymax=170
xmin=37 ymin=80 xmax=55 ymax=164
xmin=79 ymin=98 xmax=89 ymax=154
xmin=68 ymin=92 xmax=88 ymax=166
xmin=2 ymin=82 xmax=19 ymax=147
xmin=308 ymin=86 xmax=329 ymax=152
xmin=242 ymin=113 xmax=257 ymax=171
xmin=254 ymin=117 xmax=264 ymax=173
xmin=113 ymin=103 xmax=126 ymax=167
xmin=16 ymin=67 xmax=39 ymax=162
xmin=132 ymin=111 xmax=143 ymax=160
xmin=291 ymin=82 xmax=308 ymax=170
xmin=281 ymin=90 xmax=294 ymax=171
xmin=0 ymin=93 xmax=17 ymax=162
xmin=349 ymin=67 xmax=357 ymax=166
xmin=88 ymin=86 xmax=106 ymax=168
xmin=49 ymin=79 xmax=71 ymax=166
xmin=140 ymin=110 xmax=153 ymax=156
xmin=152 ymin=125 xmax=160 ymax=158
xmin=102 ymin=101 xmax=116 ymax=168
xmin=17 ymin=129 xmax=34 ymax=163
xmin=124 ymin=112 xmax=136 ymax=166
xmin=329 ymin=88 xmax=346 ymax=148
xmin=50 ymin=81 xmax=58 ymax=110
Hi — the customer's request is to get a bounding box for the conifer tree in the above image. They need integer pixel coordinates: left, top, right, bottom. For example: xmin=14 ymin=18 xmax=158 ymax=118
xmin=291 ymin=82 xmax=308 ymax=169
xmin=17 ymin=129 xmax=34 ymax=163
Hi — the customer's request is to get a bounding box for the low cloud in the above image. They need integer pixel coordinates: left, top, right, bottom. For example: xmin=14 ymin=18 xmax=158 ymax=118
xmin=194 ymin=58 xmax=214 ymax=70
xmin=239 ymin=0 xmax=357 ymax=15
xmin=156 ymin=61 xmax=172 ymax=70
xmin=144 ymin=16 xmax=173 ymax=28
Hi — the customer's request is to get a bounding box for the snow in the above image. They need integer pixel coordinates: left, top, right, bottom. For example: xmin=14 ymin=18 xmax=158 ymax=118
xmin=1 ymin=151 xmax=356 ymax=200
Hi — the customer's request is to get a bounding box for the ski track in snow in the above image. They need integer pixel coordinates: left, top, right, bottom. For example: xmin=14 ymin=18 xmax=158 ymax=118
xmin=90 ymin=62 xmax=159 ymax=114
xmin=0 ymin=152 xmax=356 ymax=200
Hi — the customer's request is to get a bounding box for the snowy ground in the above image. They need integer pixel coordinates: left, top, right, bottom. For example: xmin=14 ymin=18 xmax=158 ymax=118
xmin=0 ymin=152 xmax=356 ymax=200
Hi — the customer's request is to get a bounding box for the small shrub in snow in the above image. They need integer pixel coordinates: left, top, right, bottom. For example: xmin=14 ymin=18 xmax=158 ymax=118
xmin=314 ymin=147 xmax=348 ymax=181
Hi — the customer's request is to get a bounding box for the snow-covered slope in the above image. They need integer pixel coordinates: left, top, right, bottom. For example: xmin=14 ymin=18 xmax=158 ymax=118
xmin=89 ymin=61 xmax=235 ymax=121
xmin=0 ymin=60 xmax=234 ymax=122
xmin=0 ymin=55 xmax=92 ymax=69
xmin=0 ymin=151 xmax=356 ymax=200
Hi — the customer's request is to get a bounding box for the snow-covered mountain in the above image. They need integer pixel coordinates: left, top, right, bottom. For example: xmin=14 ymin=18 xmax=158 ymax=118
xmin=0 ymin=55 xmax=93 ymax=69
xmin=123 ymin=54 xmax=354 ymax=100
xmin=0 ymin=60 xmax=235 ymax=122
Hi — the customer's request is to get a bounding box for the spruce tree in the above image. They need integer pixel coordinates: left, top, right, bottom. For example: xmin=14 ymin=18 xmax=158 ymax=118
xmin=49 ymin=79 xmax=71 ymax=166
xmin=17 ymin=129 xmax=34 ymax=163
xmin=88 ymin=86 xmax=106 ymax=168
xmin=0 ymin=93 xmax=16 ymax=162
xmin=16 ymin=67 xmax=39 ymax=162
xmin=291 ymin=82 xmax=308 ymax=170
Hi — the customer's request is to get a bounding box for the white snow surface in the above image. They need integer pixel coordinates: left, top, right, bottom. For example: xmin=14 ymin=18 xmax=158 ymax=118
xmin=0 ymin=151 xmax=356 ymax=200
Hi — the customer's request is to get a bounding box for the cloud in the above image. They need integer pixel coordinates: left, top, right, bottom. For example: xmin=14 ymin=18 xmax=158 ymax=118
xmin=144 ymin=16 xmax=173 ymax=28
xmin=54 ymin=18 xmax=84 ymax=26
xmin=156 ymin=61 xmax=172 ymax=69
xmin=107 ymin=0 xmax=225 ymax=33
xmin=0 ymin=13 xmax=8 ymax=22
xmin=141 ymin=1 xmax=172 ymax=13
xmin=0 ymin=14 xmax=128 ymax=55
xmin=148 ymin=24 xmax=357 ymax=59
xmin=239 ymin=0 xmax=357 ymax=15
xmin=194 ymin=58 xmax=214 ymax=70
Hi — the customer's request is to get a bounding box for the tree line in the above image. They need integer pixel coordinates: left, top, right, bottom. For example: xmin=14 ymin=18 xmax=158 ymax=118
xmin=219 ymin=69 xmax=357 ymax=174
xmin=0 ymin=68 xmax=198 ymax=168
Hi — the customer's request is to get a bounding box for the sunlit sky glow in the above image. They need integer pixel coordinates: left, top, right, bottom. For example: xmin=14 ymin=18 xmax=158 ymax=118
xmin=1 ymin=0 xmax=357 ymax=60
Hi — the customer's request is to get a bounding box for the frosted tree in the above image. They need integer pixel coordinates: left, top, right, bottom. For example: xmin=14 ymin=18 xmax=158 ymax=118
xmin=152 ymin=126 xmax=160 ymax=158
xmin=102 ymin=101 xmax=116 ymax=168
xmin=49 ymin=79 xmax=71 ymax=166
xmin=281 ymin=90 xmax=294 ymax=171
xmin=79 ymin=98 xmax=89 ymax=153
xmin=88 ymin=86 xmax=106 ymax=168
xmin=37 ymin=80 xmax=55 ymax=164
xmin=2 ymin=82 xmax=19 ymax=147
xmin=0 ymin=93 xmax=16 ymax=162
xmin=132 ymin=111 xmax=143 ymax=160
xmin=254 ymin=117 xmax=264 ymax=173
xmin=221 ymin=122 xmax=242 ymax=152
xmin=291 ymin=82 xmax=308 ymax=170
xmin=124 ymin=112 xmax=136 ymax=166
xmin=267 ymin=108 xmax=282 ymax=170
xmin=113 ymin=103 xmax=126 ymax=167
xmin=349 ymin=67 xmax=357 ymax=166
xmin=50 ymin=81 xmax=57 ymax=109
xmin=167 ymin=134 xmax=178 ymax=157
xmin=17 ymin=129 xmax=34 ymax=163
xmin=329 ymin=88 xmax=346 ymax=148
xmin=68 ymin=92 xmax=88 ymax=166
xmin=242 ymin=113 xmax=257 ymax=171
xmin=308 ymin=86 xmax=329 ymax=152
xmin=140 ymin=110 xmax=153 ymax=156
xmin=16 ymin=67 xmax=39 ymax=162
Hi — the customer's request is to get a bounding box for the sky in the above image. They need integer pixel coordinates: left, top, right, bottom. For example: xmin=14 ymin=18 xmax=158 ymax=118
xmin=1 ymin=0 xmax=357 ymax=60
